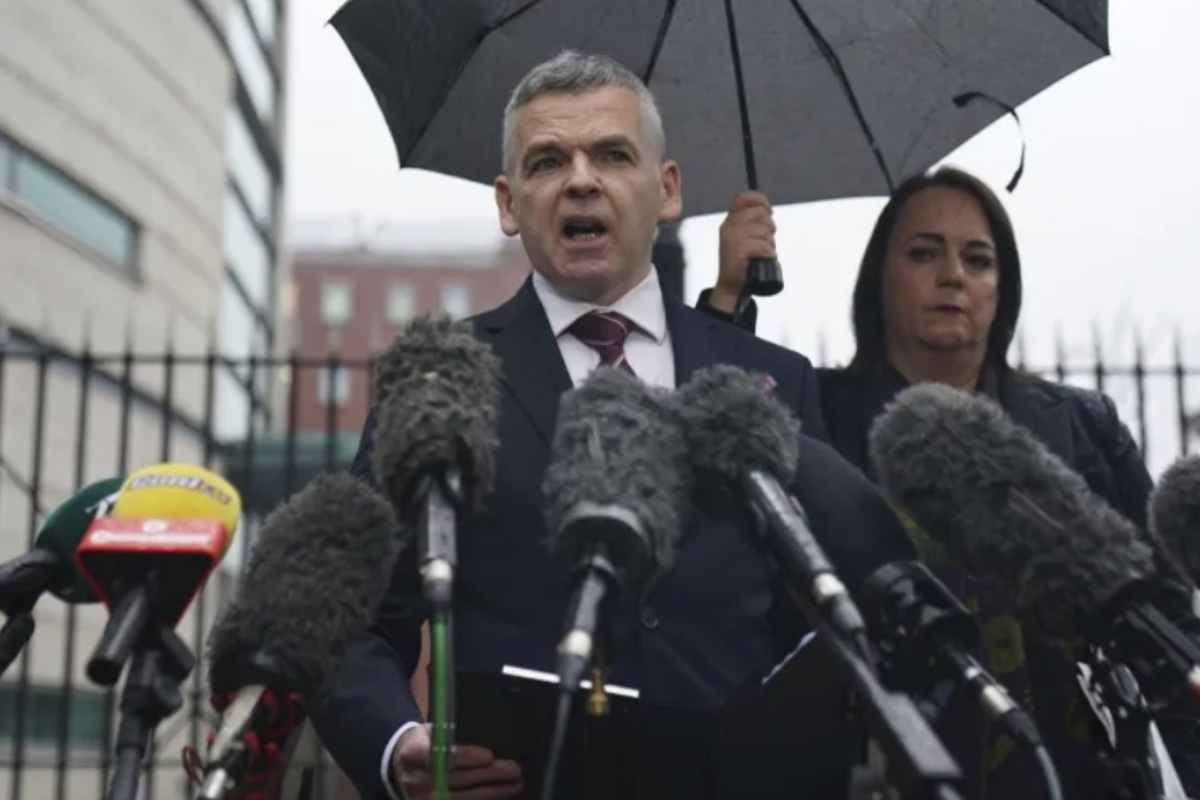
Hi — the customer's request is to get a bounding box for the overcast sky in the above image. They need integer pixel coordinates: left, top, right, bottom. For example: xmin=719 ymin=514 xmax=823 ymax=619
xmin=284 ymin=0 xmax=1200 ymax=472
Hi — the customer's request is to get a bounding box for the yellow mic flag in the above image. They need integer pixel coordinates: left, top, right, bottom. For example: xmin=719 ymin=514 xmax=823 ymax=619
xmin=111 ymin=463 xmax=242 ymax=553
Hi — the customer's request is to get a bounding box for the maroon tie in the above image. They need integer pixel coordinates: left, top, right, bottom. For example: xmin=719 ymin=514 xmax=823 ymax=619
xmin=567 ymin=310 xmax=638 ymax=375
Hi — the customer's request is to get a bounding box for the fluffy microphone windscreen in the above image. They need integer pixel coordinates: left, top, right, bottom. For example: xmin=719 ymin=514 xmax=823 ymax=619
xmin=543 ymin=367 xmax=687 ymax=583
xmin=371 ymin=316 xmax=500 ymax=516
xmin=671 ymin=364 xmax=800 ymax=484
xmin=207 ymin=473 xmax=399 ymax=697
xmin=112 ymin=463 xmax=242 ymax=553
xmin=868 ymin=382 xmax=1155 ymax=621
xmin=1150 ymin=455 xmax=1200 ymax=585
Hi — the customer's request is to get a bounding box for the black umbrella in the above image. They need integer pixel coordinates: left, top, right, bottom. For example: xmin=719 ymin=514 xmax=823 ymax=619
xmin=332 ymin=0 xmax=1107 ymax=294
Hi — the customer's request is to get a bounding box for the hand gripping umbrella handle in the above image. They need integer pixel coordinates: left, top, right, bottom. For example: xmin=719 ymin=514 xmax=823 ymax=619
xmin=745 ymin=258 xmax=784 ymax=297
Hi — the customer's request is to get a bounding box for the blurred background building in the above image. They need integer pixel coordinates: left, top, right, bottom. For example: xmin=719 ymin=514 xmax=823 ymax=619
xmin=287 ymin=218 xmax=529 ymax=433
xmin=0 ymin=0 xmax=287 ymax=797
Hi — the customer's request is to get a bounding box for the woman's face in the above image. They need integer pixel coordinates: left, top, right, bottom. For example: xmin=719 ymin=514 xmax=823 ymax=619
xmin=881 ymin=186 xmax=1000 ymax=360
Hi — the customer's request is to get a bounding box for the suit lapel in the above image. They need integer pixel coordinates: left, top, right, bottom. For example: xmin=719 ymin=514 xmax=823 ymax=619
xmin=663 ymin=293 xmax=725 ymax=385
xmin=475 ymin=278 xmax=572 ymax=446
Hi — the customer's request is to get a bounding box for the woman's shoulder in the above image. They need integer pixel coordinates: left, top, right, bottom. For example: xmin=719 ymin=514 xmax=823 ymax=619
xmin=1003 ymin=371 xmax=1119 ymax=425
xmin=1002 ymin=372 xmax=1137 ymax=473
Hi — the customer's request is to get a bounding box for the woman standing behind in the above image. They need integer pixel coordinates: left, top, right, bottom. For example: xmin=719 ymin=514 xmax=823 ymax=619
xmin=700 ymin=167 xmax=1168 ymax=799
xmin=703 ymin=168 xmax=1151 ymax=525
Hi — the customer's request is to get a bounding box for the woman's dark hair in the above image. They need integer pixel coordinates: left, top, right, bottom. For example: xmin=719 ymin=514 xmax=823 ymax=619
xmin=848 ymin=166 xmax=1023 ymax=372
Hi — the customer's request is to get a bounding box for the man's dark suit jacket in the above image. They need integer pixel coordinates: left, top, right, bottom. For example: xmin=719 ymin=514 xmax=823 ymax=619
xmin=311 ymin=278 xmax=916 ymax=799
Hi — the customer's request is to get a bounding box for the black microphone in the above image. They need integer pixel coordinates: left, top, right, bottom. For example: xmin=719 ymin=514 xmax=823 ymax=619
xmin=869 ymin=383 xmax=1200 ymax=711
xmin=862 ymin=560 xmax=1043 ymax=749
xmin=370 ymin=316 xmax=501 ymax=606
xmin=543 ymin=367 xmax=688 ymax=691
xmin=672 ymin=364 xmax=869 ymax=653
xmin=672 ymin=367 xmax=968 ymax=797
xmin=540 ymin=367 xmax=689 ymax=800
xmin=1151 ymin=455 xmax=1200 ymax=587
xmin=195 ymin=473 xmax=400 ymax=800
xmin=0 ymin=477 xmax=118 ymax=609
xmin=0 ymin=477 xmax=119 ymax=675
xmin=369 ymin=316 xmax=500 ymax=797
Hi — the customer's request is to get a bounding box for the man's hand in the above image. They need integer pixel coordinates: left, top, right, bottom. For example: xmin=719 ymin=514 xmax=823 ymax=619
xmin=391 ymin=724 xmax=523 ymax=800
xmin=710 ymin=191 xmax=778 ymax=313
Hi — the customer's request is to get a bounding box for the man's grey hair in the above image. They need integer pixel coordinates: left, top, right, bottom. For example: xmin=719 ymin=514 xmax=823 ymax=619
xmin=501 ymin=50 xmax=667 ymax=176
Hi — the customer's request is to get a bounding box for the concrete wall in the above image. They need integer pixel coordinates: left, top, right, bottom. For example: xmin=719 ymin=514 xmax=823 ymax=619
xmin=0 ymin=0 xmax=230 ymax=345
xmin=0 ymin=2 xmax=237 ymax=797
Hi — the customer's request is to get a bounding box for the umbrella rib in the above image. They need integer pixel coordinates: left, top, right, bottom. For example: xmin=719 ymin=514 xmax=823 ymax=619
xmin=485 ymin=0 xmax=545 ymax=33
xmin=786 ymin=0 xmax=895 ymax=193
xmin=722 ymin=0 xmax=759 ymax=188
xmin=1033 ymin=0 xmax=1110 ymax=54
xmin=641 ymin=0 xmax=678 ymax=87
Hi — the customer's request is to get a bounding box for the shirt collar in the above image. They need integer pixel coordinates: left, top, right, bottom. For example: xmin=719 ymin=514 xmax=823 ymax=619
xmin=532 ymin=267 xmax=668 ymax=344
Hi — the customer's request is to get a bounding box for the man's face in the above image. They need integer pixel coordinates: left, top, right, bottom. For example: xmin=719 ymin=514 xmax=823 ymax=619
xmin=494 ymin=87 xmax=682 ymax=305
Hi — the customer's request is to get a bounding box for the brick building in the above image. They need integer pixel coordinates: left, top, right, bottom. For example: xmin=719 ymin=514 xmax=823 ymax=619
xmin=287 ymin=221 xmax=530 ymax=433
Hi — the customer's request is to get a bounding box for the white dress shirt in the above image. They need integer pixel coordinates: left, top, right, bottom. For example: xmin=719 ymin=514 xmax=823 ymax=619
xmin=380 ymin=266 xmax=675 ymax=798
xmin=532 ymin=267 xmax=676 ymax=389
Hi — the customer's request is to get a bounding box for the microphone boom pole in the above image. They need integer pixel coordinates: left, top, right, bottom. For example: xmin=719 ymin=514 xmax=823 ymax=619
xmin=370 ymin=317 xmax=502 ymax=800
xmin=672 ymin=366 xmax=964 ymax=799
xmin=420 ymin=469 xmax=460 ymax=800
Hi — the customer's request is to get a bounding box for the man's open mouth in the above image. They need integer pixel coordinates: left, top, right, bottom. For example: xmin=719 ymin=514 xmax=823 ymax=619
xmin=562 ymin=217 xmax=609 ymax=241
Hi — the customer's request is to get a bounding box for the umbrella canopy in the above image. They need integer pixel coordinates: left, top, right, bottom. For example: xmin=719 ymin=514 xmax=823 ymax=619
xmin=333 ymin=0 xmax=1107 ymax=217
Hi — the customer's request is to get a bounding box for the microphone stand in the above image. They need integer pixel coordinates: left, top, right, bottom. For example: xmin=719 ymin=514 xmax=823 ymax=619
xmin=1076 ymin=579 xmax=1200 ymax=799
xmin=864 ymin=562 xmax=1063 ymax=800
xmin=0 ymin=604 xmax=36 ymax=677
xmin=1077 ymin=650 xmax=1190 ymax=800
xmin=541 ymin=544 xmax=618 ymax=800
xmin=742 ymin=500 xmax=965 ymax=799
xmin=107 ymin=626 xmax=195 ymax=800
xmin=418 ymin=469 xmax=460 ymax=800
xmin=815 ymin=615 xmax=965 ymax=800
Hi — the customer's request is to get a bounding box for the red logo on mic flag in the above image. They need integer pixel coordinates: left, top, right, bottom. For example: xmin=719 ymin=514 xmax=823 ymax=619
xmin=75 ymin=518 xmax=227 ymax=625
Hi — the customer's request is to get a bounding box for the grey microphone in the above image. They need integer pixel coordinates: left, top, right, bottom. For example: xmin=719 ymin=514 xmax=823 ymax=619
xmin=198 ymin=474 xmax=399 ymax=800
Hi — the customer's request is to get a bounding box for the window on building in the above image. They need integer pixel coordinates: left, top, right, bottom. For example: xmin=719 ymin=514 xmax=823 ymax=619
xmin=0 ymin=683 xmax=106 ymax=747
xmin=440 ymin=283 xmax=471 ymax=320
xmin=227 ymin=1 xmax=275 ymax=122
xmin=220 ymin=281 xmax=258 ymax=364
xmin=223 ymin=188 xmax=271 ymax=311
xmin=322 ymin=281 xmax=353 ymax=327
xmin=245 ymin=0 xmax=277 ymax=45
xmin=0 ymin=132 xmax=138 ymax=271
xmin=0 ymin=137 xmax=12 ymax=184
xmin=220 ymin=278 xmax=272 ymax=388
xmin=317 ymin=364 xmax=350 ymax=408
xmin=225 ymin=107 xmax=272 ymax=225
xmin=387 ymin=283 xmax=416 ymax=325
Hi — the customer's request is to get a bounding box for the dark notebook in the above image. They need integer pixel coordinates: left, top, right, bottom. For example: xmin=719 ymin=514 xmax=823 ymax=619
xmin=454 ymin=636 xmax=864 ymax=799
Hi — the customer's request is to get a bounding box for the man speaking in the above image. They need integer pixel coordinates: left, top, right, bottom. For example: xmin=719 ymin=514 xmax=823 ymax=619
xmin=312 ymin=50 xmax=915 ymax=799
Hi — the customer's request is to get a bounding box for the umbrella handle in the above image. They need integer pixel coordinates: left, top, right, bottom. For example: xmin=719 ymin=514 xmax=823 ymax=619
xmin=745 ymin=258 xmax=784 ymax=297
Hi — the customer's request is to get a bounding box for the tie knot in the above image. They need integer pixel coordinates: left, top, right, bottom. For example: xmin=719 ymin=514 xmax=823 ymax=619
xmin=567 ymin=310 xmax=638 ymax=371
xmin=569 ymin=310 xmax=635 ymax=347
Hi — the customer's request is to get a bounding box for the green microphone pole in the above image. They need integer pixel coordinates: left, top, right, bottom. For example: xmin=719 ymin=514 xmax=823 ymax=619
xmin=419 ymin=471 xmax=460 ymax=800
